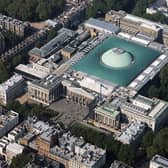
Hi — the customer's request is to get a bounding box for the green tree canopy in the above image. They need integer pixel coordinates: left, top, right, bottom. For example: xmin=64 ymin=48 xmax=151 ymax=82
xmin=47 ymin=28 xmax=57 ymax=42
xmin=0 ymin=60 xmax=10 ymax=84
xmin=145 ymin=64 xmax=168 ymax=101
xmin=86 ymin=0 xmax=134 ymax=18
xmin=142 ymin=130 xmax=155 ymax=148
xmin=144 ymin=128 xmax=168 ymax=158
xmin=6 ymin=101 xmax=58 ymax=121
xmin=0 ymin=0 xmax=66 ymax=21
xmin=2 ymin=31 xmax=22 ymax=49
xmin=118 ymin=144 xmax=135 ymax=165
xmin=10 ymin=153 xmax=32 ymax=168
xmin=147 ymin=85 xmax=160 ymax=98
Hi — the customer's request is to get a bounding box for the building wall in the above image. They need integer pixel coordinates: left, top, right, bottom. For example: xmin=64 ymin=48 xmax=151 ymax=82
xmin=36 ymin=137 xmax=51 ymax=153
xmin=37 ymin=137 xmax=69 ymax=168
xmin=0 ymin=77 xmax=25 ymax=105
xmin=47 ymin=152 xmax=69 ymax=168
xmin=105 ymin=10 xmax=166 ymax=43
xmin=28 ymin=83 xmax=50 ymax=105
xmin=28 ymin=82 xmax=62 ymax=105
xmin=94 ymin=154 xmax=106 ymax=168
xmin=0 ymin=16 xmax=29 ymax=37
xmin=94 ymin=110 xmax=120 ymax=129
xmin=0 ymin=112 xmax=19 ymax=138
xmin=68 ymin=152 xmax=106 ymax=168
xmin=120 ymin=106 xmax=156 ymax=131
xmin=140 ymin=26 xmax=159 ymax=39
xmin=66 ymin=88 xmax=96 ymax=110
xmin=120 ymin=101 xmax=168 ymax=132
xmin=154 ymin=106 xmax=168 ymax=131
xmin=162 ymin=31 xmax=168 ymax=46
xmin=120 ymin=19 xmax=139 ymax=35
xmin=69 ymin=160 xmax=87 ymax=168
xmin=61 ymin=50 xmax=73 ymax=59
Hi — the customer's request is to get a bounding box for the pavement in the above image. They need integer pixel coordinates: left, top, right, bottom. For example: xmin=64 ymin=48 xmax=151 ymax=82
xmin=49 ymin=98 xmax=89 ymax=126
xmin=30 ymin=22 xmax=46 ymax=30
xmin=16 ymin=93 xmax=29 ymax=104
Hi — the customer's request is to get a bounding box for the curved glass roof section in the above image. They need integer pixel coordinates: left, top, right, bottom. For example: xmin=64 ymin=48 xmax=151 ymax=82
xmin=101 ymin=48 xmax=134 ymax=69
xmin=72 ymin=37 xmax=160 ymax=86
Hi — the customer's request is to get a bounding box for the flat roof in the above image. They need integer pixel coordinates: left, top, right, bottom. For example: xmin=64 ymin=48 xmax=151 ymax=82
xmin=134 ymin=95 xmax=154 ymax=106
xmin=0 ymin=73 xmax=24 ymax=92
xmin=62 ymin=46 xmax=76 ymax=53
xmin=125 ymin=14 xmax=161 ymax=28
xmin=6 ymin=143 xmax=24 ymax=154
xmin=149 ymin=101 xmax=168 ymax=118
xmin=85 ymin=18 xmax=120 ymax=33
xmin=16 ymin=64 xmax=49 ymax=79
xmin=32 ymin=75 xmax=62 ymax=90
xmin=152 ymin=155 xmax=168 ymax=167
xmin=110 ymin=160 xmax=133 ymax=168
xmin=67 ymin=86 xmax=95 ymax=100
xmin=29 ymin=28 xmax=75 ymax=58
xmin=95 ymin=103 xmax=120 ymax=118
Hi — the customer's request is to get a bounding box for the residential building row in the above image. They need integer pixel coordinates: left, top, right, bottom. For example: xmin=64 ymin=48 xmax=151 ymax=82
xmin=0 ymin=14 xmax=30 ymax=37
xmin=20 ymin=120 xmax=106 ymax=168
xmin=0 ymin=109 xmax=19 ymax=138
xmin=0 ymin=108 xmax=24 ymax=162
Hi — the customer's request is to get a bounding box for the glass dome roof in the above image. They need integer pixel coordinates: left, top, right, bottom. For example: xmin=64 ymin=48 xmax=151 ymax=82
xmin=101 ymin=48 xmax=134 ymax=69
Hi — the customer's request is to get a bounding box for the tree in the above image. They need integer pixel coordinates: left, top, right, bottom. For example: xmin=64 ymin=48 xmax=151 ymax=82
xmin=0 ymin=60 xmax=10 ymax=84
xmin=132 ymin=0 xmax=167 ymax=24
xmin=147 ymin=85 xmax=159 ymax=98
xmin=142 ymin=130 xmax=155 ymax=148
xmin=85 ymin=0 xmax=134 ymax=19
xmin=36 ymin=2 xmax=51 ymax=20
xmin=2 ymin=31 xmax=22 ymax=49
xmin=0 ymin=0 xmax=66 ymax=21
xmin=34 ymin=41 xmax=44 ymax=48
xmin=133 ymin=0 xmax=155 ymax=16
xmin=10 ymin=153 xmax=32 ymax=168
xmin=47 ymin=28 xmax=57 ymax=42
xmin=144 ymin=128 xmax=168 ymax=159
xmin=12 ymin=55 xmax=23 ymax=67
xmin=160 ymin=64 xmax=168 ymax=87
xmin=6 ymin=101 xmax=58 ymax=121
xmin=118 ymin=144 xmax=135 ymax=166
xmin=146 ymin=63 xmax=168 ymax=101
xmin=144 ymin=12 xmax=167 ymax=24
xmin=146 ymin=146 xmax=159 ymax=159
